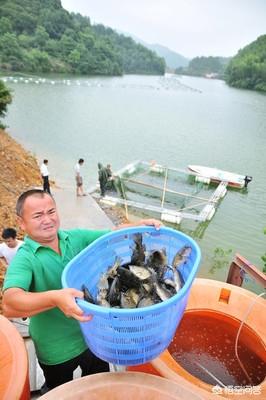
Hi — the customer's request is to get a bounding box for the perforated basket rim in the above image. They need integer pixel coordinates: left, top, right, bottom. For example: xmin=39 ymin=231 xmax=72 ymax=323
xmin=61 ymin=226 xmax=201 ymax=316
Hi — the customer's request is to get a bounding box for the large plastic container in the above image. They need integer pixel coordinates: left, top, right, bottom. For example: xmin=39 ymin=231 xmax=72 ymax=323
xmin=0 ymin=315 xmax=30 ymax=400
xmin=62 ymin=226 xmax=201 ymax=365
xmin=128 ymin=278 xmax=266 ymax=399
xmin=38 ymin=371 xmax=208 ymax=399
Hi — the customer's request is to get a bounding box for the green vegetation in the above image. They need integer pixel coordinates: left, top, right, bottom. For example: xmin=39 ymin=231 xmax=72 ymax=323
xmin=208 ymin=247 xmax=233 ymax=275
xmin=175 ymin=56 xmax=230 ymax=78
xmin=225 ymin=35 xmax=266 ymax=92
xmin=0 ymin=79 xmax=12 ymax=128
xmin=0 ymin=0 xmax=165 ymax=76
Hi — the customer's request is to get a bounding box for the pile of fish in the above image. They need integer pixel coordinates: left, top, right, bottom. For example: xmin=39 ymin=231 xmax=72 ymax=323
xmin=82 ymin=233 xmax=192 ymax=309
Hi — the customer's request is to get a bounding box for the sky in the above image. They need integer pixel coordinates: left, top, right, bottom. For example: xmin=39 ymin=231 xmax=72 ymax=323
xmin=61 ymin=0 xmax=266 ymax=59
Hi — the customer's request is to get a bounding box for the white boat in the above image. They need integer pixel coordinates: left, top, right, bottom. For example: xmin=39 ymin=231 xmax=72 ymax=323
xmin=188 ymin=165 xmax=252 ymax=188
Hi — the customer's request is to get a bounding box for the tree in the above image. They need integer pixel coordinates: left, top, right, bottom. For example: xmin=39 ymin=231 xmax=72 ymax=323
xmin=34 ymin=26 xmax=49 ymax=49
xmin=175 ymin=56 xmax=229 ymax=78
xmin=59 ymin=34 xmax=76 ymax=59
xmin=0 ymin=80 xmax=12 ymax=128
xmin=0 ymin=17 xmax=12 ymax=36
xmin=0 ymin=32 xmax=23 ymax=70
xmin=225 ymin=35 xmax=266 ymax=92
xmin=23 ymin=49 xmax=51 ymax=72
xmin=0 ymin=0 xmax=165 ymax=76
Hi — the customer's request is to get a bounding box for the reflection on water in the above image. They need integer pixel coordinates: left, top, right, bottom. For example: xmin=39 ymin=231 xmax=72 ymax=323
xmin=170 ymin=311 xmax=266 ymax=386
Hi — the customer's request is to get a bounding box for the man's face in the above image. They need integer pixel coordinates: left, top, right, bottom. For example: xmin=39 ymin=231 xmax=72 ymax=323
xmin=18 ymin=194 xmax=60 ymax=244
xmin=4 ymin=238 xmax=17 ymax=248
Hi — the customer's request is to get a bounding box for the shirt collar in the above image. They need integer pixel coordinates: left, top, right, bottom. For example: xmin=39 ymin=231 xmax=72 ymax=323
xmin=24 ymin=230 xmax=69 ymax=253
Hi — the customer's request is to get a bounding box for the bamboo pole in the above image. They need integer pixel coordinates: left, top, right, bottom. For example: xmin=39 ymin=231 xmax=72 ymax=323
xmin=123 ymin=177 xmax=210 ymax=202
xmin=175 ymin=201 xmax=209 ymax=212
xmin=161 ymin=167 xmax=168 ymax=208
xmin=120 ymin=179 xmax=129 ymax=220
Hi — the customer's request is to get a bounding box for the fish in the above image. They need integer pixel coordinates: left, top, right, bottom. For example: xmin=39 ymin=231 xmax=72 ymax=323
xmin=96 ymin=272 xmax=110 ymax=307
xmin=131 ymin=233 xmax=146 ymax=265
xmin=137 ymin=296 xmax=155 ymax=308
xmin=121 ymin=288 xmax=140 ymax=308
xmin=108 ymin=276 xmax=121 ymax=306
xmin=172 ymin=245 xmax=192 ymax=268
xmin=117 ymin=265 xmax=141 ymax=290
xmin=172 ymin=268 xmax=184 ymax=292
xmin=142 ymin=282 xmax=153 ymax=294
xmin=147 ymin=249 xmax=167 ymax=269
xmin=129 ymin=265 xmax=152 ymax=280
xmin=146 ymin=248 xmax=168 ymax=280
xmin=97 ymin=295 xmax=110 ymax=308
xmin=83 ymin=240 xmax=191 ymax=310
xmin=154 ymin=281 xmax=172 ymax=301
xmin=148 ymin=267 xmax=172 ymax=301
xmin=106 ymin=257 xmax=122 ymax=279
xmin=98 ymin=272 xmax=109 ymax=291
xmin=81 ymin=284 xmax=95 ymax=304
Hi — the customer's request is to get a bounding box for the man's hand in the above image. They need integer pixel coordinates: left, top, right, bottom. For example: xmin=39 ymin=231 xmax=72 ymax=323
xmin=3 ymin=287 xmax=93 ymax=321
xmin=114 ymin=218 xmax=163 ymax=231
xmin=51 ymin=288 xmax=92 ymax=322
xmin=139 ymin=218 xmax=162 ymax=230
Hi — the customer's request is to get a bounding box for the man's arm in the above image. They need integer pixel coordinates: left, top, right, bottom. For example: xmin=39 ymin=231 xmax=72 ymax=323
xmin=2 ymin=287 xmax=92 ymax=322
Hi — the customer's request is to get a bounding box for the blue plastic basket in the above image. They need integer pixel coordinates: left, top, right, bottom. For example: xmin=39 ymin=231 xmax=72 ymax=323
xmin=62 ymin=226 xmax=201 ymax=365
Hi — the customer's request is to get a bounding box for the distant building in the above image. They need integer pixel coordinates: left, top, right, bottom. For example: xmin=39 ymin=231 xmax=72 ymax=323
xmin=205 ymin=73 xmax=219 ymax=79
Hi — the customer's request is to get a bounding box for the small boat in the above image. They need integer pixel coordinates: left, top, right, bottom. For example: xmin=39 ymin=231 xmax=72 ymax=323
xmin=188 ymin=165 xmax=252 ymax=188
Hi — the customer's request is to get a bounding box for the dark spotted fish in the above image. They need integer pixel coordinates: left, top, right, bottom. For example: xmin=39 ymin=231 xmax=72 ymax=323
xmin=81 ymin=284 xmax=95 ymax=304
xmin=131 ymin=233 xmax=146 ymax=265
xmin=82 ymin=234 xmax=191 ymax=310
xmin=172 ymin=245 xmax=192 ymax=268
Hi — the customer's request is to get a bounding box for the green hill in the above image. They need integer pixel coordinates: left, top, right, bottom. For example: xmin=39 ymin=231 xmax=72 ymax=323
xmin=225 ymin=35 xmax=266 ymax=92
xmin=121 ymin=32 xmax=190 ymax=70
xmin=143 ymin=43 xmax=189 ymax=70
xmin=0 ymin=0 xmax=165 ymax=76
xmin=175 ymin=56 xmax=230 ymax=79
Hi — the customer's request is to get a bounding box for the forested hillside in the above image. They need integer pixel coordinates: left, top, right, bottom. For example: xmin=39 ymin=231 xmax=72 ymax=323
xmin=0 ymin=0 xmax=165 ymax=76
xmin=145 ymin=44 xmax=189 ymax=69
xmin=175 ymin=56 xmax=230 ymax=78
xmin=225 ymin=35 xmax=266 ymax=92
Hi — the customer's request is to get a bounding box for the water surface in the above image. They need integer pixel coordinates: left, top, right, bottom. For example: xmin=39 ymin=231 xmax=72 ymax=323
xmin=4 ymin=74 xmax=266 ymax=291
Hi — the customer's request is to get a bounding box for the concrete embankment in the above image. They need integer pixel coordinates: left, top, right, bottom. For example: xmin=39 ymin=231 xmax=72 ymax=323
xmin=52 ymin=187 xmax=114 ymax=230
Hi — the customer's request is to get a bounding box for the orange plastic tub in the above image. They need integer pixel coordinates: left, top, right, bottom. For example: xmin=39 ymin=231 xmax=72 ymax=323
xmin=128 ymin=278 xmax=266 ymax=399
xmin=38 ymin=371 xmax=219 ymax=399
xmin=0 ymin=315 xmax=30 ymax=400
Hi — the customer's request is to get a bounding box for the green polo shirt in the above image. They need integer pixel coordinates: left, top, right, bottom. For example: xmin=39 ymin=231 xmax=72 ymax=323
xmin=3 ymin=228 xmax=109 ymax=365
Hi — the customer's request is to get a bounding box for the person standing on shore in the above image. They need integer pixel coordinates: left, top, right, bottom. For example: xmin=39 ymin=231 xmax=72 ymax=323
xmin=0 ymin=228 xmax=23 ymax=267
xmin=2 ymin=189 xmax=161 ymax=393
xmin=106 ymin=163 xmax=116 ymax=191
xmin=74 ymin=158 xmax=86 ymax=197
xmin=97 ymin=162 xmax=108 ymax=197
xmin=40 ymin=159 xmax=51 ymax=194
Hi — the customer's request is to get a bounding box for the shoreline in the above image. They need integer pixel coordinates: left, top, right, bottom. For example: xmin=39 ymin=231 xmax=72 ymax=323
xmin=94 ymin=198 xmax=129 ymax=226
xmin=0 ymin=129 xmax=129 ymax=312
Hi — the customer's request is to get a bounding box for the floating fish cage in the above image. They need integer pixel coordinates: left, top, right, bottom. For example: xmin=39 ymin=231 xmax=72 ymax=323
xmin=89 ymin=160 xmax=228 ymax=224
xmin=62 ymin=226 xmax=201 ymax=366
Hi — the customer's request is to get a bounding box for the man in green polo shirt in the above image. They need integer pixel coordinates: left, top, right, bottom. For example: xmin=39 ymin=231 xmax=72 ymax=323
xmin=2 ymin=189 xmax=161 ymax=393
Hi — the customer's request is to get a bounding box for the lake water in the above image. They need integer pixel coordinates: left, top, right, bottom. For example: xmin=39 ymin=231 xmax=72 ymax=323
xmin=3 ymin=73 xmax=266 ymax=292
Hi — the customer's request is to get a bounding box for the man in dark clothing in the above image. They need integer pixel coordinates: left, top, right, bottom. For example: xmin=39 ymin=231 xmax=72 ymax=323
xmin=97 ymin=163 xmax=108 ymax=197
xmin=105 ymin=164 xmax=116 ymax=191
